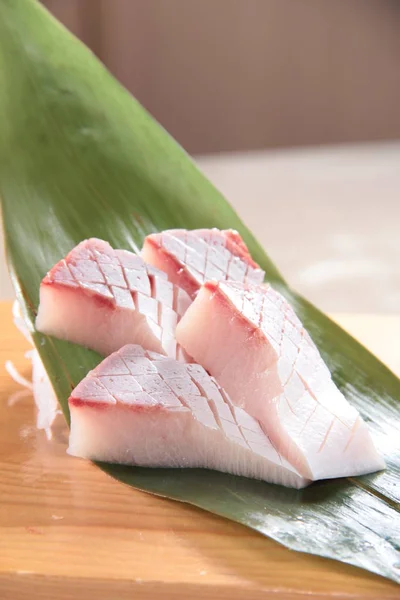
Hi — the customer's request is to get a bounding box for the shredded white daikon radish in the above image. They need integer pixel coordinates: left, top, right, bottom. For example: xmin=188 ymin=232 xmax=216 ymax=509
xmin=7 ymin=389 xmax=32 ymax=407
xmin=5 ymin=359 xmax=33 ymax=390
xmin=7 ymin=300 xmax=61 ymax=440
xmin=30 ymin=347 xmax=62 ymax=439
xmin=12 ymin=297 xmax=33 ymax=342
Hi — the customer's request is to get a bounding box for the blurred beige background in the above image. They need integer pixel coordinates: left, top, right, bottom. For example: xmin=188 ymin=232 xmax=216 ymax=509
xmin=43 ymin=0 xmax=400 ymax=153
xmin=1 ymin=1 xmax=399 ymax=314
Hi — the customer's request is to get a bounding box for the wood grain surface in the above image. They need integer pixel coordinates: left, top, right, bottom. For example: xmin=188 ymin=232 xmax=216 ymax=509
xmin=0 ymin=301 xmax=399 ymax=599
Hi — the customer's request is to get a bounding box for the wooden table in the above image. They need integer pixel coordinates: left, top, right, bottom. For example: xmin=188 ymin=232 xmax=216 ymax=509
xmin=0 ymin=302 xmax=399 ymax=599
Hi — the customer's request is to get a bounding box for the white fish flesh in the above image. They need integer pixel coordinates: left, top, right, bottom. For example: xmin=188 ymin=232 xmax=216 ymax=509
xmin=36 ymin=239 xmax=191 ymax=359
xmin=176 ymin=281 xmax=385 ymax=480
xmin=68 ymin=344 xmax=309 ymax=489
xmin=142 ymin=228 xmax=265 ymax=299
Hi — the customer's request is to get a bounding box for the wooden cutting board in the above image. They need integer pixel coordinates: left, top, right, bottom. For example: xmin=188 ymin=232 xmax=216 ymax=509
xmin=0 ymin=301 xmax=399 ymax=599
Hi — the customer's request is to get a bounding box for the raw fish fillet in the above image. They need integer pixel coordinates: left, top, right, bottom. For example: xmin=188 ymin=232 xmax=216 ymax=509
xmin=176 ymin=281 xmax=385 ymax=480
xmin=68 ymin=345 xmax=309 ymax=489
xmin=142 ymin=228 xmax=265 ymax=299
xmin=36 ymin=239 xmax=191 ymax=359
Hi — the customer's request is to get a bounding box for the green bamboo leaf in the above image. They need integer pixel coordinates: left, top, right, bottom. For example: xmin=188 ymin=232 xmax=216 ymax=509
xmin=0 ymin=0 xmax=399 ymax=584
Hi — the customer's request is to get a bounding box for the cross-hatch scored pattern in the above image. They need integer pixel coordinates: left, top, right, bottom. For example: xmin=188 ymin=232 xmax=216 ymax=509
xmin=45 ymin=238 xmax=191 ymax=359
xmin=156 ymin=229 xmax=265 ymax=291
xmin=71 ymin=345 xmax=284 ymax=463
xmin=218 ymin=281 xmax=359 ymax=444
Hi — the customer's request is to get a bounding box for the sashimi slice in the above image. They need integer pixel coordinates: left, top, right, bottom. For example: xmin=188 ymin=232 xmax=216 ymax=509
xmin=36 ymin=239 xmax=191 ymax=359
xmin=176 ymin=281 xmax=385 ymax=481
xmin=68 ymin=345 xmax=309 ymax=489
xmin=142 ymin=228 xmax=265 ymax=299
